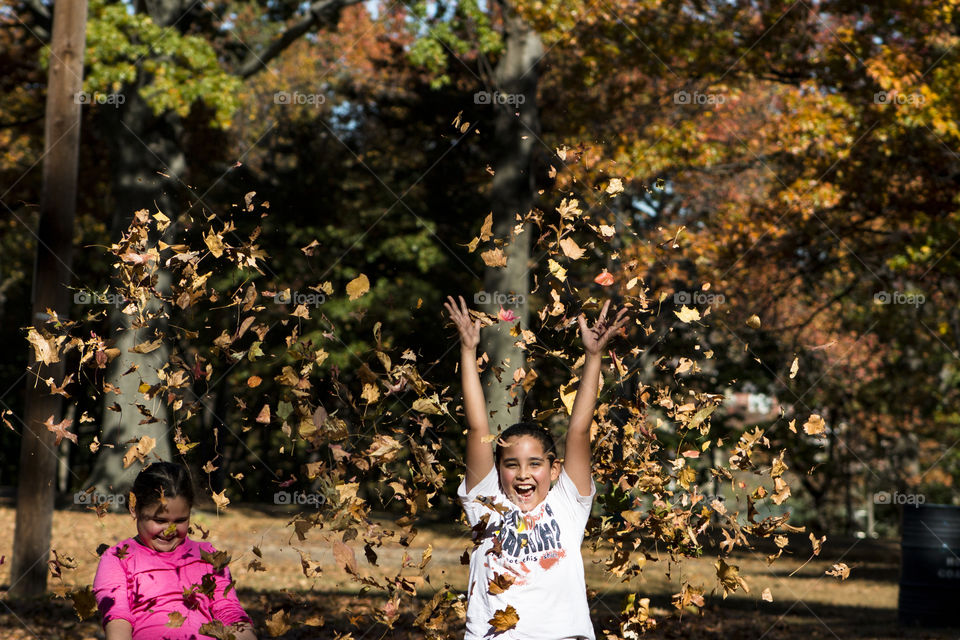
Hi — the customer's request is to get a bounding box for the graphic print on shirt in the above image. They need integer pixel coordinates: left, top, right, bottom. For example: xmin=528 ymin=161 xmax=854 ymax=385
xmin=481 ymin=500 xmax=566 ymax=586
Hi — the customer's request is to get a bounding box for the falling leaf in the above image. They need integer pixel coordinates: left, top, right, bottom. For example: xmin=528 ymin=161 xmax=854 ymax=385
xmin=715 ymin=558 xmax=749 ymax=598
xmin=594 ymin=270 xmax=614 ymax=286
xmin=559 ymin=377 xmax=580 ymax=414
xmin=122 ymin=436 xmax=156 ymax=468
xmin=548 ymin=258 xmax=567 ymax=281
xmin=247 ymin=375 xmax=262 ymax=388
xmin=789 ymin=356 xmax=799 ymax=379
xmin=488 ymin=605 xmax=519 ymax=632
xmin=166 ymin=611 xmax=186 ymax=628
xmin=211 ymin=489 xmax=230 ymax=511
xmin=598 ymin=224 xmax=616 ymax=238
xmin=746 ymin=314 xmax=761 ymax=329
xmin=559 ymin=237 xmax=586 ymax=260
xmin=412 ymin=397 xmax=442 ymax=415
xmin=481 ymin=248 xmax=507 ymax=267
xmin=479 ymin=213 xmax=494 ymax=241
xmin=674 ymin=305 xmax=701 ymax=323
xmin=803 ymin=414 xmax=825 ymax=435
xmin=761 ymin=588 xmax=773 ymax=602
xmin=70 ymin=585 xmax=97 ymax=620
xmin=45 ymin=415 xmax=77 ymax=446
xmin=498 ymin=307 xmax=518 ymax=323
xmin=203 ymin=229 xmax=225 ymax=258
xmin=256 ymin=404 xmax=271 ymax=424
xmin=606 ymin=178 xmax=624 ymax=195
xmin=27 ymin=328 xmax=60 ymax=365
xmin=346 ymin=274 xmax=370 ymax=301
xmin=266 ymin=609 xmax=292 ymax=637
xmin=825 ymin=562 xmax=850 ymax=580
xmin=487 ymin=572 xmax=516 ymax=595
xmin=333 ymin=541 xmax=358 ymax=574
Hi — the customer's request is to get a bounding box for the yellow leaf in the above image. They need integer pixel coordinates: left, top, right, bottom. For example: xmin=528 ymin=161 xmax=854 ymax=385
xmin=27 ymin=328 xmax=60 ymax=365
xmin=346 ymin=274 xmax=370 ymax=301
xmin=122 ymin=436 xmax=156 ymax=469
xmin=606 ymin=178 xmax=624 ymax=195
xmin=559 ymin=377 xmax=580 ymax=414
xmin=674 ymin=305 xmax=701 ymax=323
xmin=746 ymin=314 xmax=761 ymax=329
xmin=412 ymin=397 xmax=442 ymax=414
xmin=548 ymin=258 xmax=567 ymax=281
xmin=361 ymin=383 xmax=380 ymax=404
xmin=479 ymin=213 xmax=494 ymax=241
xmin=203 ymin=229 xmax=224 ymax=258
xmin=803 ymin=414 xmax=825 ymax=435
xmin=211 ymin=489 xmax=230 ymax=511
xmin=559 ymin=236 xmax=586 ymax=260
xmin=481 ymin=248 xmax=507 ymax=267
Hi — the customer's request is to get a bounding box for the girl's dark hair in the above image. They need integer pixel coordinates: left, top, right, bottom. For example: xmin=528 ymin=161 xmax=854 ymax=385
xmin=131 ymin=461 xmax=194 ymax=512
xmin=494 ymin=422 xmax=557 ymax=465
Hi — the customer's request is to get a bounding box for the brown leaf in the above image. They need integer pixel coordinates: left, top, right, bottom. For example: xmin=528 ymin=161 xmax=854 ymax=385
xmin=45 ymin=415 xmax=77 ymax=446
xmin=266 ymin=609 xmax=292 ymax=637
xmin=166 ymin=611 xmax=187 ymax=628
xmin=70 ymin=585 xmax=97 ymax=620
xmin=247 ymin=375 xmax=262 ymax=388
xmin=211 ymin=489 xmax=230 ymax=511
xmin=487 ymin=571 xmax=516 ymax=595
xmin=121 ymin=436 xmax=156 ymax=468
xmin=203 ymin=229 xmax=225 ymax=258
xmin=333 ymin=540 xmax=358 ymax=574
xmin=480 ymin=213 xmax=494 ymax=241
xmin=488 ymin=605 xmax=519 ymax=632
xmin=825 ymin=562 xmax=850 ymax=580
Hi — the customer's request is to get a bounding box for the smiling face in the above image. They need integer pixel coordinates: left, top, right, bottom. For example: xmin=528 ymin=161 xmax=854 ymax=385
xmin=130 ymin=495 xmax=191 ymax=553
xmin=497 ymin=435 xmax=561 ymax=512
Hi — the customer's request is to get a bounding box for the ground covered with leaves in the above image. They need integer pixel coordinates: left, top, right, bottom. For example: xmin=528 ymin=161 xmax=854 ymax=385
xmin=0 ymin=505 xmax=953 ymax=639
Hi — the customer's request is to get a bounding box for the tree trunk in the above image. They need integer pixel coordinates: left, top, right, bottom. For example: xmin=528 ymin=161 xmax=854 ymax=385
xmin=86 ymin=89 xmax=181 ymax=497
xmin=10 ymin=0 xmax=88 ymax=598
xmin=480 ymin=6 xmax=542 ymax=431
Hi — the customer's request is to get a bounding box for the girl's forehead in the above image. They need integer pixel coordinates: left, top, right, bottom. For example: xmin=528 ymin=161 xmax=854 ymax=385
xmin=138 ymin=495 xmax=191 ymax=517
xmin=500 ymin=435 xmax=548 ymax=455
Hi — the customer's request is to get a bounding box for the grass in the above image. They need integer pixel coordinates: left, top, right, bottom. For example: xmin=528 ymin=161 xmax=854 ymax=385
xmin=0 ymin=504 xmax=955 ymax=639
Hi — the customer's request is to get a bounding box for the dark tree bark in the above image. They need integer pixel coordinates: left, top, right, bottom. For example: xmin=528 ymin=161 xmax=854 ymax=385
xmin=480 ymin=4 xmax=543 ymax=430
xmin=10 ymin=0 xmax=88 ymax=599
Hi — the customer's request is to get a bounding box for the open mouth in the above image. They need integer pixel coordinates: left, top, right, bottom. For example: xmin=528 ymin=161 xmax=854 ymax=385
xmin=515 ymin=484 xmax=535 ymax=500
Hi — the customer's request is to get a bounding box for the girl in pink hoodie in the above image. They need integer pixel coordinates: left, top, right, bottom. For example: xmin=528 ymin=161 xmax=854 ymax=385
xmin=93 ymin=462 xmax=256 ymax=639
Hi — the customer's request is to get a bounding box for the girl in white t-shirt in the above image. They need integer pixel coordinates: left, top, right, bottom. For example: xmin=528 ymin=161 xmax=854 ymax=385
xmin=444 ymin=295 xmax=629 ymax=640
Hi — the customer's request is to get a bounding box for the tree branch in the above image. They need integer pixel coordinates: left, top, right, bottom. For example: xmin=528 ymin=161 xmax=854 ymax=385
xmin=237 ymin=0 xmax=364 ymax=79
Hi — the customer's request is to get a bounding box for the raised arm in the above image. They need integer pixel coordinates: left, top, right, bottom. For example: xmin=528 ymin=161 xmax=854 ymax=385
xmin=444 ymin=295 xmax=494 ymax=491
xmin=565 ymin=300 xmax=630 ymax=495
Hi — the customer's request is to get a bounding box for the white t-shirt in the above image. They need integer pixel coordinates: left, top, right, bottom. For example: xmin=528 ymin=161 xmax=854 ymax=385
xmin=457 ymin=466 xmax=596 ymax=640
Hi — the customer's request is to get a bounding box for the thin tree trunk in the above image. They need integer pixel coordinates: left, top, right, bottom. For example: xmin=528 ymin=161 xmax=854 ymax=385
xmin=10 ymin=0 xmax=88 ymax=598
xmin=480 ymin=6 xmax=542 ymax=430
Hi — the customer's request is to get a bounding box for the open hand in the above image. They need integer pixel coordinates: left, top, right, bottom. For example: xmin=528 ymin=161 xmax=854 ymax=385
xmin=444 ymin=295 xmax=481 ymax=350
xmin=577 ymin=300 xmax=629 ymax=355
